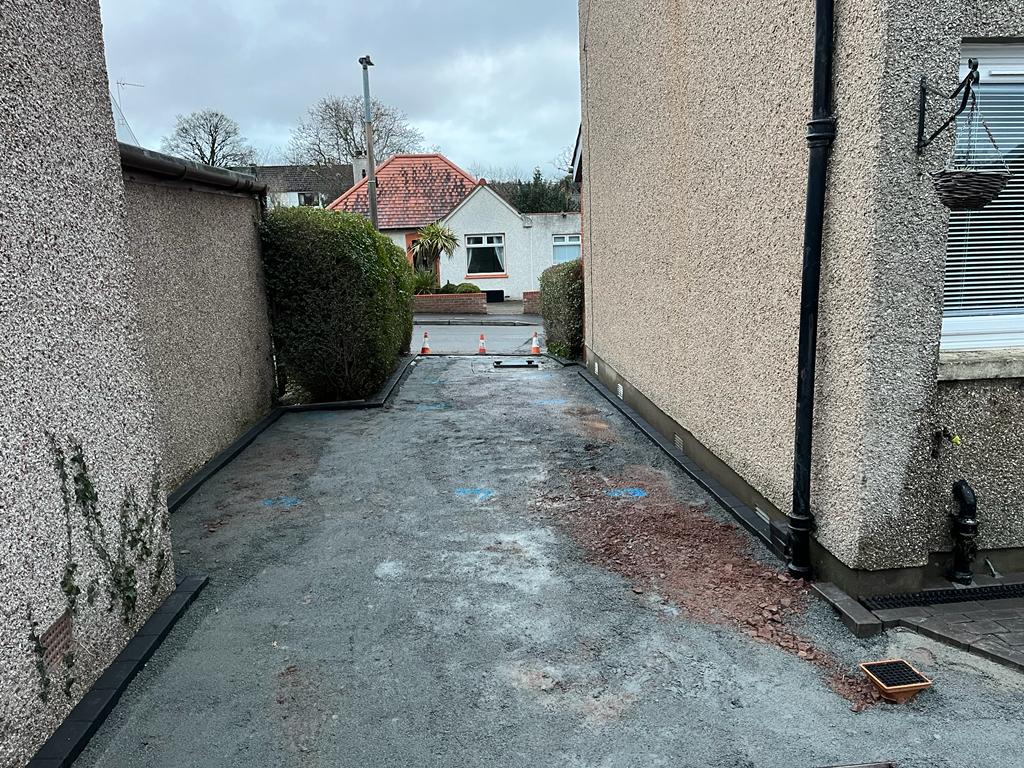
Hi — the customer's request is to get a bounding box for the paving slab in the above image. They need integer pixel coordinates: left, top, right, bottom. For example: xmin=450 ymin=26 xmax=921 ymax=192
xmin=74 ymin=358 xmax=1024 ymax=768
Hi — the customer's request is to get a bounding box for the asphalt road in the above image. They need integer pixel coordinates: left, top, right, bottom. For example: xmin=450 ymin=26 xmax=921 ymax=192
xmin=413 ymin=323 xmax=544 ymax=354
xmin=75 ymin=357 xmax=1024 ymax=768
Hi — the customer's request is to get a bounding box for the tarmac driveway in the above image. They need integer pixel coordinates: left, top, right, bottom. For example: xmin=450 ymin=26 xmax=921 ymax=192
xmin=76 ymin=356 xmax=1024 ymax=768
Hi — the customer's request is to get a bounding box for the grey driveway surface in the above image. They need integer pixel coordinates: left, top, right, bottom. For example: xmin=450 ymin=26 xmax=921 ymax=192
xmin=76 ymin=357 xmax=1024 ymax=768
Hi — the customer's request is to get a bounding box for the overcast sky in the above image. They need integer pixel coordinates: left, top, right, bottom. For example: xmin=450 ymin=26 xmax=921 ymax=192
xmin=99 ymin=0 xmax=582 ymax=177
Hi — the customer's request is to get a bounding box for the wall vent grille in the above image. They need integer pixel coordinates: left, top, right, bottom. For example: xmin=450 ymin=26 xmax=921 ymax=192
xmin=41 ymin=611 xmax=72 ymax=669
xmin=616 ymin=383 xmax=623 ymax=399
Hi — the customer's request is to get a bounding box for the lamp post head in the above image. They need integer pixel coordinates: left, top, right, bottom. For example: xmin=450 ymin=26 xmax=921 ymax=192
xmin=358 ymin=55 xmax=374 ymax=68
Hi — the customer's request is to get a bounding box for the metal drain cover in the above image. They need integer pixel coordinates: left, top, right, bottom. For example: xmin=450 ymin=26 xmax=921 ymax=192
xmin=493 ymin=359 xmax=538 ymax=369
xmin=861 ymin=660 xmax=928 ymax=687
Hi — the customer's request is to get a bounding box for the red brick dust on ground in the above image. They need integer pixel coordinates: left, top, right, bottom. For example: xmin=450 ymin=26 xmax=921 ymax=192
xmin=540 ymin=465 xmax=880 ymax=711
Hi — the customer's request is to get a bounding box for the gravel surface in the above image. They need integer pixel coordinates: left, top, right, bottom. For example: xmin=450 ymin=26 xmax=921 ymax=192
xmin=75 ymin=356 xmax=1024 ymax=768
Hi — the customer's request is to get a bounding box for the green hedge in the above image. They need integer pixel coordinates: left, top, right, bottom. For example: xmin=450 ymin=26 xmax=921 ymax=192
xmin=539 ymin=258 xmax=584 ymax=359
xmin=260 ymin=207 xmax=413 ymax=402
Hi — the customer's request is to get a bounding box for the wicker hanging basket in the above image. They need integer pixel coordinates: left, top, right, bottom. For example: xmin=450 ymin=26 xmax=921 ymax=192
xmin=931 ymin=88 xmax=1012 ymax=211
xmin=931 ymin=168 xmax=1011 ymax=211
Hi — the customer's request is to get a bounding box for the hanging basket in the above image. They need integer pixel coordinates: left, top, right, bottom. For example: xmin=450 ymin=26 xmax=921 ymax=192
xmin=931 ymin=167 xmax=1012 ymax=211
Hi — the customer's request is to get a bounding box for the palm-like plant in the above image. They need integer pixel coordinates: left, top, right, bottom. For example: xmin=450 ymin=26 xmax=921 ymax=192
xmin=411 ymin=223 xmax=459 ymax=275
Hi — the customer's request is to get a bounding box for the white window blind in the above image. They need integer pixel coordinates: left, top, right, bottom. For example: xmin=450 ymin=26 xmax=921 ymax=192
xmin=552 ymin=234 xmax=581 ymax=264
xmin=941 ymin=46 xmax=1024 ymax=350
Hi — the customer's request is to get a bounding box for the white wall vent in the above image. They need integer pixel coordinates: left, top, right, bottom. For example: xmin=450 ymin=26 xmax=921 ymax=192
xmin=594 ymin=362 xmax=599 ymax=376
xmin=616 ymin=383 xmax=624 ymax=399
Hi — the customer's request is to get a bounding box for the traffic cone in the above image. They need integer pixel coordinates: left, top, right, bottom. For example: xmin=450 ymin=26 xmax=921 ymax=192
xmin=477 ymin=333 xmax=487 ymax=354
xmin=530 ymin=332 xmax=541 ymax=355
xmin=420 ymin=331 xmax=431 ymax=355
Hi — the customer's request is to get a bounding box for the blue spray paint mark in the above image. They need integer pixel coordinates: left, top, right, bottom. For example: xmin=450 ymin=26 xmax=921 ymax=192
xmin=533 ymin=398 xmax=567 ymax=406
xmin=263 ymin=496 xmax=302 ymax=508
xmin=416 ymin=402 xmax=447 ymax=412
xmin=605 ymin=488 xmax=647 ymax=498
xmin=455 ymin=488 xmax=495 ymax=502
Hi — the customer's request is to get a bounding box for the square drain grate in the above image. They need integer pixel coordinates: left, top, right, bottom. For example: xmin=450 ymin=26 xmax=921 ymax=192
xmin=860 ymin=658 xmax=931 ymax=703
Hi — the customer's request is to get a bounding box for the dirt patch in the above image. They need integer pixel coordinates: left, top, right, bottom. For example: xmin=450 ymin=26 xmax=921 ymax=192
xmin=275 ymin=664 xmax=332 ymax=761
xmin=563 ymin=405 xmax=618 ymax=442
xmin=541 ymin=466 xmax=879 ymax=711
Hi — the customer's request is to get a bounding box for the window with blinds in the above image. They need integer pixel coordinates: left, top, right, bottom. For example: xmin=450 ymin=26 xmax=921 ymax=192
xmin=941 ymin=46 xmax=1024 ymax=350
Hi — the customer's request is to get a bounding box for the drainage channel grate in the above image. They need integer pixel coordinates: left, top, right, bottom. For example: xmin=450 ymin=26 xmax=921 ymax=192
xmin=862 ymin=582 xmax=1024 ymax=610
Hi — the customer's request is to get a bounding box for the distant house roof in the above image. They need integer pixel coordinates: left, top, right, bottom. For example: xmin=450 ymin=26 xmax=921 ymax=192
xmin=241 ymin=164 xmax=354 ymax=194
xmin=443 ymin=181 xmax=525 ymax=222
xmin=326 ymin=153 xmax=477 ymax=229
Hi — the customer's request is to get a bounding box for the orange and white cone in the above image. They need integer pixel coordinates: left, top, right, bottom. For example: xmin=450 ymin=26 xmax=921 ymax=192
xmin=420 ymin=331 xmax=431 ymax=355
xmin=530 ymin=332 xmax=541 ymax=355
xmin=477 ymin=333 xmax=487 ymax=355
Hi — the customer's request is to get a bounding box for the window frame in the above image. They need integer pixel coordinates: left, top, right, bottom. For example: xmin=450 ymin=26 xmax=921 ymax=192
xmin=552 ymin=233 xmax=582 ymax=264
xmin=296 ymin=191 xmax=320 ymax=207
xmin=465 ymin=233 xmax=508 ymax=278
xmin=939 ymin=43 xmax=1024 ymax=351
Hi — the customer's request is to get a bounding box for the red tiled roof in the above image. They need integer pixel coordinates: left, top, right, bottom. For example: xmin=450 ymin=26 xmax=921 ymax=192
xmin=326 ymin=153 xmax=477 ymax=229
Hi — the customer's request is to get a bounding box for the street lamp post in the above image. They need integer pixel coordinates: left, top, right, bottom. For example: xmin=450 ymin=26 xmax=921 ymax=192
xmin=358 ymin=54 xmax=379 ymax=229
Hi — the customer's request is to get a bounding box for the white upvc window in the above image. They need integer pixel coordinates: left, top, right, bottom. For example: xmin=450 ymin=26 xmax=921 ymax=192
xmin=466 ymin=234 xmax=505 ymax=274
xmin=941 ymin=44 xmax=1024 ymax=350
xmin=552 ymin=233 xmax=581 ymax=264
xmin=297 ymin=192 xmax=320 ymax=207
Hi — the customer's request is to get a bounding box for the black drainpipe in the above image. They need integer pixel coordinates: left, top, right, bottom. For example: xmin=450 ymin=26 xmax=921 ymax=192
xmin=787 ymin=0 xmax=837 ymax=578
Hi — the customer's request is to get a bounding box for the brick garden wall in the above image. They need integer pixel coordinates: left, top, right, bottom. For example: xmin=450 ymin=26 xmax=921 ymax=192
xmin=414 ymin=293 xmax=487 ymax=314
xmin=523 ymin=290 xmax=540 ymax=315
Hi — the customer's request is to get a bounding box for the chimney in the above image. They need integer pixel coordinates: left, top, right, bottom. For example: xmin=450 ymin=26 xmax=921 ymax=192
xmin=352 ymin=151 xmax=368 ymax=183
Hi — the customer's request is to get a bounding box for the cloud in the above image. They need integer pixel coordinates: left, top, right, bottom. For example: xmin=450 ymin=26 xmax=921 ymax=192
xmin=99 ymin=0 xmax=581 ymax=174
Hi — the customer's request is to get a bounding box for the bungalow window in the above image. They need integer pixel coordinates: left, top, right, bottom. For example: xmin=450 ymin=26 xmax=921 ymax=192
xmin=297 ymin=192 xmax=319 ymax=207
xmin=552 ymin=234 xmax=581 ymax=263
xmin=467 ymin=234 xmax=505 ymax=274
xmin=941 ymin=45 xmax=1024 ymax=350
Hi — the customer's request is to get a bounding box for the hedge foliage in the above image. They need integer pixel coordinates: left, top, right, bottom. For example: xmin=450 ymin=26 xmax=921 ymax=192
xmin=260 ymin=207 xmax=414 ymax=402
xmin=539 ymin=258 xmax=584 ymax=359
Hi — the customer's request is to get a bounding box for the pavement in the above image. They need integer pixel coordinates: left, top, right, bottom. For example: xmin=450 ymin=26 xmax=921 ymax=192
xmin=414 ymin=323 xmax=543 ymax=354
xmin=75 ymin=357 xmax=1024 ymax=768
xmin=414 ymin=314 xmax=543 ymax=327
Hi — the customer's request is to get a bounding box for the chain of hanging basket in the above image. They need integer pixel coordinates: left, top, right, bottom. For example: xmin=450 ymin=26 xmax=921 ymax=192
xmin=932 ymin=80 xmax=1012 ymax=211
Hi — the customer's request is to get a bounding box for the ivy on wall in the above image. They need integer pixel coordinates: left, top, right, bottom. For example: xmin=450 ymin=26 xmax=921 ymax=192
xmin=25 ymin=435 xmax=170 ymax=701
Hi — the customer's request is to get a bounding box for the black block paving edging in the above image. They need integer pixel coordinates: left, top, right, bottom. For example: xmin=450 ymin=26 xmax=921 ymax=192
xmin=28 ymin=574 xmax=209 ymax=768
xmin=167 ymin=355 xmax=416 ymax=513
xmin=577 ymin=370 xmax=787 ymax=560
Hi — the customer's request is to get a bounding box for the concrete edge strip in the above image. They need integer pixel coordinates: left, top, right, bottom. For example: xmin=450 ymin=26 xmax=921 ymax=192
xmin=27 ymin=575 xmax=209 ymax=768
xmin=577 ymin=369 xmax=785 ymax=559
xmin=810 ymin=583 xmax=883 ymax=638
xmin=167 ymin=407 xmax=287 ymax=513
xmin=168 ymin=355 xmax=416 ymax=512
xmin=282 ymin=353 xmax=416 ymax=412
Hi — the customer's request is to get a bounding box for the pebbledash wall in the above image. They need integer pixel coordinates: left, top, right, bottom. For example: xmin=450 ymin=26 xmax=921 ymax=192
xmin=0 ymin=2 xmax=175 ymax=765
xmin=122 ymin=156 xmax=275 ymax=489
xmin=1 ymin=2 xmax=276 ymax=764
xmin=579 ymin=0 xmax=1024 ymax=593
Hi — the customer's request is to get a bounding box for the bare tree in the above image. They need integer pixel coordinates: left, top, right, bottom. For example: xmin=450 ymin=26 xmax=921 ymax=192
xmin=551 ymin=143 xmax=575 ymax=178
xmin=160 ymin=110 xmax=257 ymax=167
xmin=288 ymin=95 xmax=423 ymax=165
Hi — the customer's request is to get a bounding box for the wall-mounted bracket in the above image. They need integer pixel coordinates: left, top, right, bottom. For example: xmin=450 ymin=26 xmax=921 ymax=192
xmin=917 ymin=58 xmax=980 ymax=154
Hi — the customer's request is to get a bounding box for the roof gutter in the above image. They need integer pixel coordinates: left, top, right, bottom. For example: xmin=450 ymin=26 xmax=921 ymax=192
xmin=787 ymin=0 xmax=837 ymax=579
xmin=118 ymin=142 xmax=268 ymax=195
